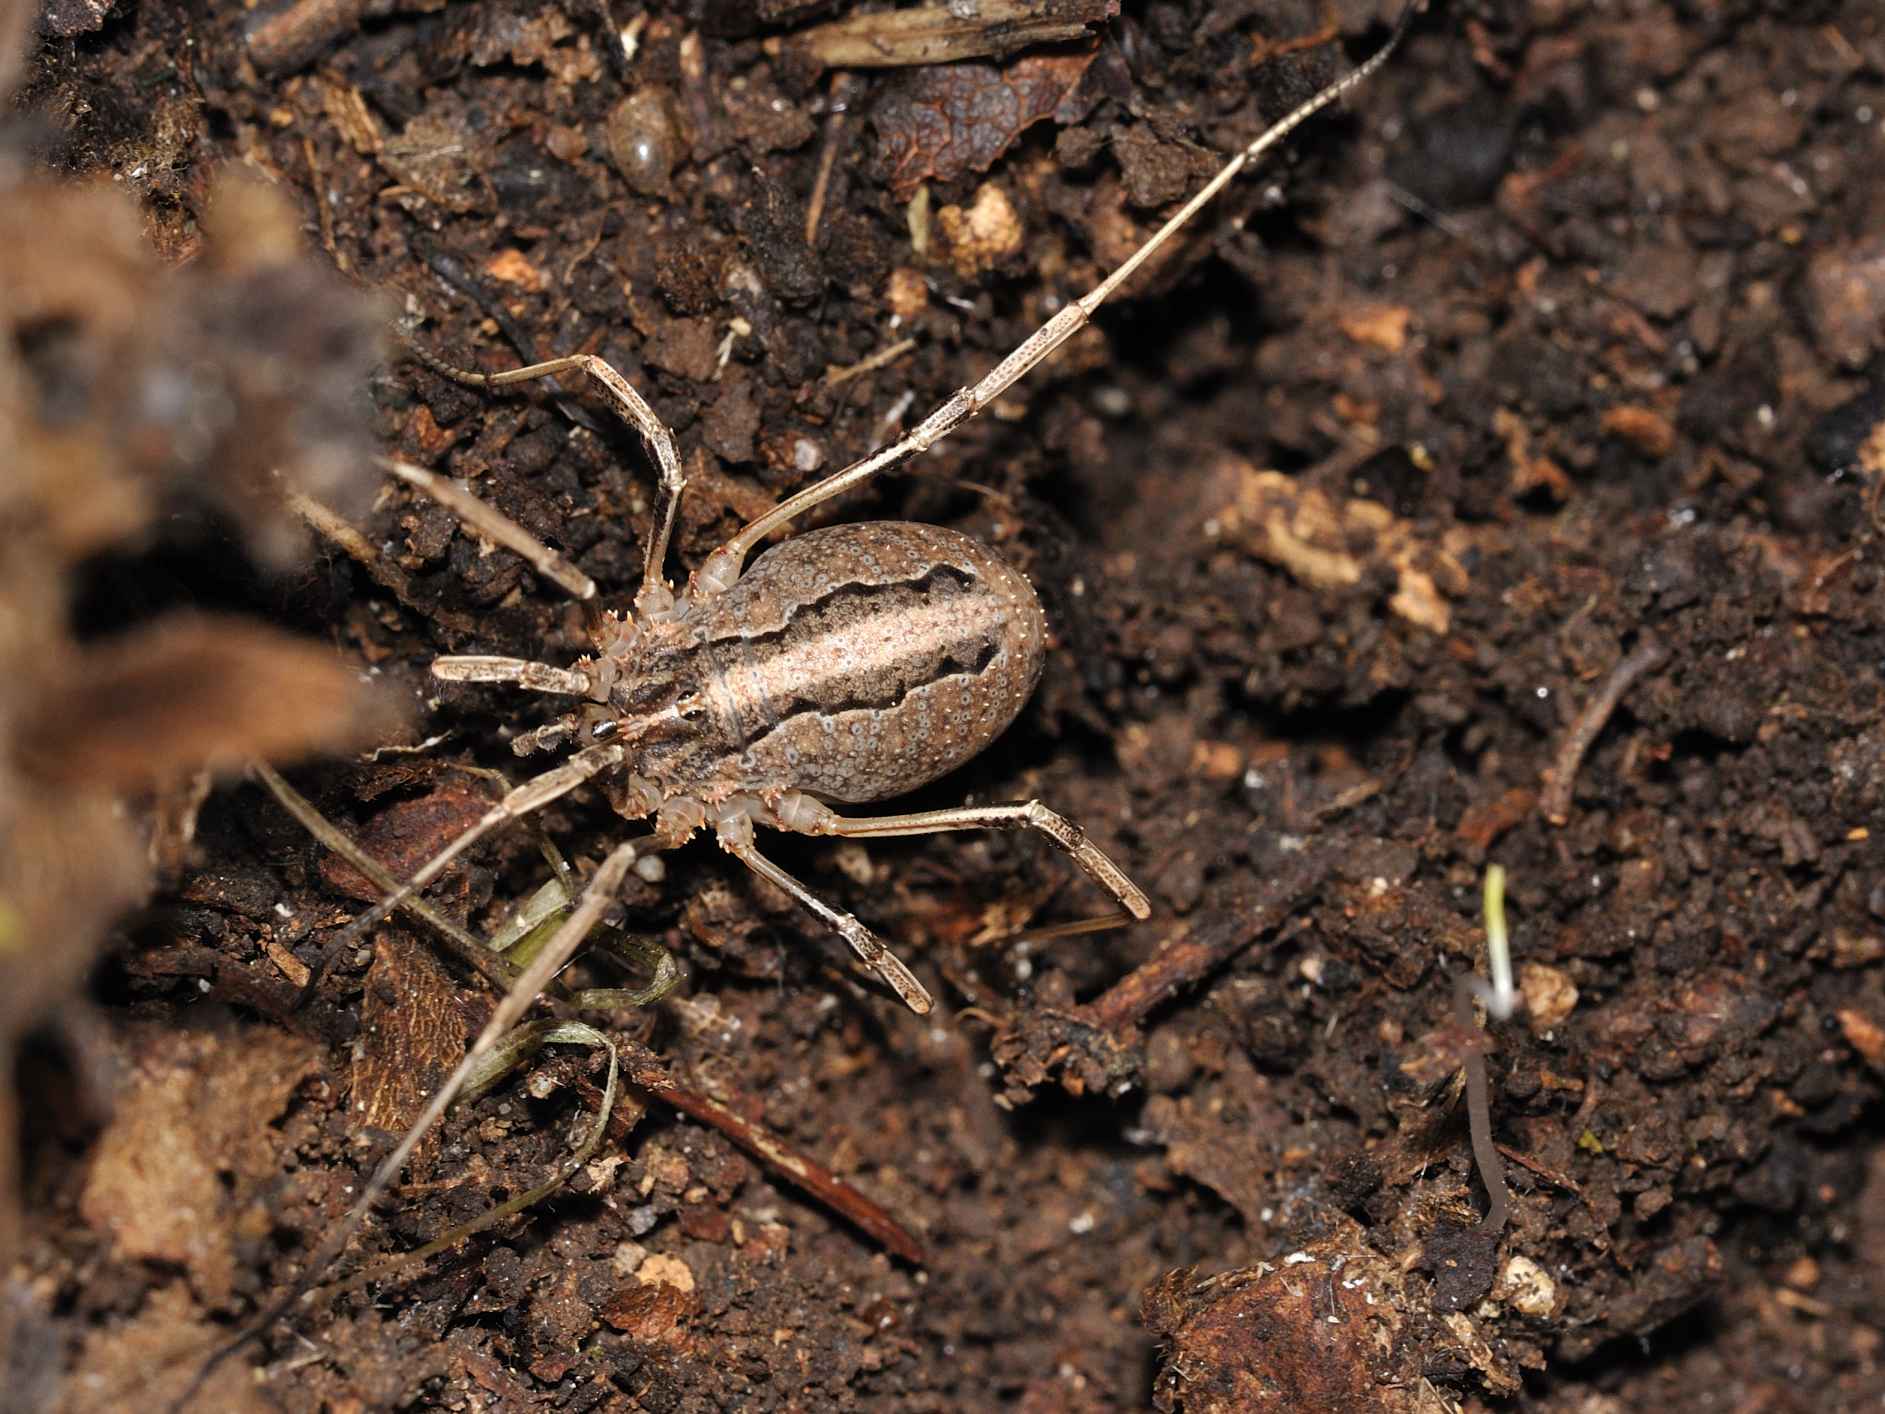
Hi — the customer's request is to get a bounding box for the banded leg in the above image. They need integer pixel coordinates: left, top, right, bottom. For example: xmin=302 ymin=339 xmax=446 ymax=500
xmin=403 ymin=347 xmax=687 ymax=619
xmin=715 ymin=812 xmax=932 ymax=1015
xmin=689 ymin=2 xmax=1420 ymax=597
xmin=297 ymin=742 xmax=627 ymax=1000
xmin=792 ymin=797 xmax=1151 ymax=926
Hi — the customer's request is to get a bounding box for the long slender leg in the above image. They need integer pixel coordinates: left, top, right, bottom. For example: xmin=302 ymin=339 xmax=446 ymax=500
xmin=785 ymin=796 xmax=1152 ymax=923
xmin=295 ymin=742 xmax=626 ymax=1001
xmin=403 ymin=346 xmax=687 ymax=619
xmin=250 ymin=761 xmax=521 ymax=994
xmin=715 ymin=812 xmax=932 ymax=1015
xmin=689 ymin=2 xmax=1421 ymax=596
xmin=382 ymin=457 xmax=598 ymax=605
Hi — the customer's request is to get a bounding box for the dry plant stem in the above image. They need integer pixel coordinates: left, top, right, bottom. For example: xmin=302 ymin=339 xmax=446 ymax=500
xmin=250 ymin=760 xmax=522 ymax=994
xmin=782 ymin=0 xmax=1116 ymax=69
xmin=1540 ymin=632 xmax=1668 ymax=825
xmin=825 ymin=337 xmax=918 ymax=387
xmin=1083 ymin=851 xmax=1328 ymax=1035
xmin=627 ymin=1061 xmax=927 ymax=1264
xmin=1453 ymin=973 xmax=1510 ymax=1234
xmin=803 ymin=72 xmax=858 ymax=248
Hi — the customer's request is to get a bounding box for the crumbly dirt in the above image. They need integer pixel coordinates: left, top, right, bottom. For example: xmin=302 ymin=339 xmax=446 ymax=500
xmin=10 ymin=0 xmax=1885 ymax=1409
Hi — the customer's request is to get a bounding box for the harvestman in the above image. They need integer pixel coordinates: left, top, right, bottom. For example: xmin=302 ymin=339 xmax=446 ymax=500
xmin=190 ymin=3 xmax=1422 ymax=1390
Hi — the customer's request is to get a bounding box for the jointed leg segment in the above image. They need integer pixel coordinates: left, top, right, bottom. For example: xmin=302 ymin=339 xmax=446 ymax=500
xmin=430 ymin=655 xmax=597 ymax=697
xmin=714 ymin=812 xmax=933 ymax=1015
xmin=818 ymin=800 xmax=1152 ymax=923
xmin=296 ymin=742 xmax=628 ymax=1000
xmin=382 ymin=457 xmax=598 ymax=605
xmin=401 ymin=347 xmax=687 ymax=619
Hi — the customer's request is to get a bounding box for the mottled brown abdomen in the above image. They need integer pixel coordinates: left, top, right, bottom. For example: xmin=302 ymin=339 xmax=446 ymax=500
xmin=686 ymin=522 xmax=1047 ymax=803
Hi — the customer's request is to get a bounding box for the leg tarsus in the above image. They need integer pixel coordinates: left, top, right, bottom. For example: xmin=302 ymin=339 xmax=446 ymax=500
xmin=381 ymin=457 xmax=598 ymax=605
xmin=398 ymin=347 xmax=686 ymax=616
xmin=715 ymin=812 xmax=932 ymax=1014
xmin=808 ymin=798 xmax=1151 ymax=923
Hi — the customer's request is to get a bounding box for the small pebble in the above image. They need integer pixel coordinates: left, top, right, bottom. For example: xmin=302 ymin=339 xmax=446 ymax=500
xmin=607 ymin=87 xmax=687 ymax=199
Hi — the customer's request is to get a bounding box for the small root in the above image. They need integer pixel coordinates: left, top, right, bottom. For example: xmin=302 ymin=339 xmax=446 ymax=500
xmin=1539 ymin=633 xmax=1668 ymax=826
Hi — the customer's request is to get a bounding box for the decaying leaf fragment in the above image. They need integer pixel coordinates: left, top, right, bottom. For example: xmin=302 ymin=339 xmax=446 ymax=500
xmin=874 ymin=49 xmax=1099 ymax=197
xmin=1143 ymin=1217 xmax=1517 ymax=1411
xmin=1205 ymin=456 xmax=1469 ymax=633
xmin=78 ymin=1024 xmax=323 ymax=1308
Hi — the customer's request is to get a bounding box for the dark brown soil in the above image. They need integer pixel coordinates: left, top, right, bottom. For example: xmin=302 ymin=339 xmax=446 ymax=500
xmin=11 ymin=0 xmax=1885 ymax=1409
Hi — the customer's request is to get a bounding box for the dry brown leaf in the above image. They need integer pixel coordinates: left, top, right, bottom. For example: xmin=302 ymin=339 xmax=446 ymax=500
xmin=79 ymin=1024 xmax=322 ymax=1307
xmin=874 ymin=50 xmax=1098 ymax=197
xmin=350 ymin=934 xmax=478 ymax=1174
xmin=16 ymin=615 xmax=387 ymax=791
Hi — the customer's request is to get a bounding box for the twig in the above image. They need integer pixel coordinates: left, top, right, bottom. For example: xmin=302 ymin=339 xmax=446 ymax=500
xmin=804 ymin=74 xmax=858 ymax=248
xmin=989 ymin=849 xmax=1330 ymax=1098
xmin=825 ymin=337 xmax=918 ymax=388
xmin=776 ymin=0 xmax=1116 ymax=71
xmin=576 ymin=1049 xmax=927 ymax=1265
xmin=1084 ymin=850 xmax=1328 ymax=1034
xmin=301 ymin=135 xmax=344 ymax=272
xmin=1539 ymin=633 xmax=1668 ymax=825
xmin=1494 ymin=1142 xmax=1580 ymax=1196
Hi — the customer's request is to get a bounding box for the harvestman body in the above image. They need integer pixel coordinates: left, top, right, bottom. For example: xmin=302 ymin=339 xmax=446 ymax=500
xmin=193 ymin=8 xmax=1420 ymax=1388
xmin=380 ymin=420 xmax=1144 ymax=1016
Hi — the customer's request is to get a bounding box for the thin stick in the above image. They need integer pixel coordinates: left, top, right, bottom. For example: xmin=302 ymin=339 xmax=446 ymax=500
xmin=645 ymin=1071 xmax=925 ymax=1264
xmin=824 ymin=337 xmax=918 ymax=388
xmin=804 ymin=73 xmax=857 ymax=247
xmin=1455 ymin=864 xmax=1517 ymax=1234
xmin=1539 ymin=633 xmax=1668 ymax=825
